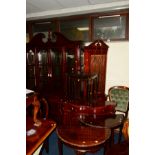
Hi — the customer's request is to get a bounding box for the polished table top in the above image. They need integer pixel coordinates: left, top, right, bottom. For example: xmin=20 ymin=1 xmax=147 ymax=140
xmin=26 ymin=117 xmax=56 ymax=155
xmin=80 ymin=114 xmax=124 ymax=146
xmin=57 ymin=125 xmax=111 ymax=153
xmin=80 ymin=114 xmax=124 ymax=129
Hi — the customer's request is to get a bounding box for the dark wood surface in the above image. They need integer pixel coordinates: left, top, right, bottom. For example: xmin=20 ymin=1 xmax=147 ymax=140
xmin=67 ymin=73 xmax=98 ymax=103
xmin=84 ymin=40 xmax=109 ymax=96
xmin=26 ymin=117 xmax=56 ymax=155
xmin=106 ymin=140 xmax=129 ymax=155
xmin=55 ymin=101 xmax=117 ymax=155
xmin=26 ymin=32 xmax=82 ymax=93
xmin=57 ymin=125 xmax=111 ymax=155
xmin=80 ymin=114 xmax=124 ymax=129
xmin=80 ymin=114 xmax=124 ymax=145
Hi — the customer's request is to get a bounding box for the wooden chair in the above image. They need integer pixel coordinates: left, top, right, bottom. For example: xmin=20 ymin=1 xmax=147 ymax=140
xmin=107 ymin=86 xmax=129 ymax=143
xmin=108 ymin=86 xmax=129 ymax=118
xmin=106 ymin=118 xmax=129 ymax=155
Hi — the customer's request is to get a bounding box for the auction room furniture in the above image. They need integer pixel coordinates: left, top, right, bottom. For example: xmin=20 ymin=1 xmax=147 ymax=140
xmin=56 ymin=101 xmax=117 ymax=155
xmin=108 ymin=86 xmax=129 ymax=118
xmin=67 ymin=72 xmax=98 ymax=103
xmin=106 ymin=118 xmax=129 ymax=155
xmin=26 ymin=89 xmax=54 ymax=155
xmin=103 ymin=86 xmax=129 ymax=143
xmin=60 ymin=101 xmax=116 ymax=126
xmin=57 ymin=126 xmax=111 ymax=155
xmin=26 ymin=117 xmax=56 ymax=155
xmin=84 ymin=40 xmax=109 ymax=100
xmin=26 ymin=89 xmax=49 ymax=123
xmin=80 ymin=114 xmax=124 ymax=145
xmin=26 ymin=32 xmax=83 ymax=95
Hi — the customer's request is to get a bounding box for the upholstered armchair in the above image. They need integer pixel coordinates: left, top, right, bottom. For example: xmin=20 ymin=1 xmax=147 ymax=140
xmin=108 ymin=86 xmax=129 ymax=118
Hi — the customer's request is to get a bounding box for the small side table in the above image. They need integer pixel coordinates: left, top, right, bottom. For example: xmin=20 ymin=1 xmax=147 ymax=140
xmin=80 ymin=114 xmax=124 ymax=145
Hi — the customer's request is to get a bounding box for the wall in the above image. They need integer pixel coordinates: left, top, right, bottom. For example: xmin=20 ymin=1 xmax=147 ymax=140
xmin=105 ymin=41 xmax=129 ymax=93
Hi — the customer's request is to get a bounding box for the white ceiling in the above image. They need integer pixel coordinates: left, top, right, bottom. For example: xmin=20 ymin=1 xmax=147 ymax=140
xmin=26 ymin=0 xmax=129 ymax=21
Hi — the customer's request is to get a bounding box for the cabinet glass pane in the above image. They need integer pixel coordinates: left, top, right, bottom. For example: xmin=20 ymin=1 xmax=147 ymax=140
xmin=93 ymin=15 xmax=126 ymax=40
xmin=26 ymin=23 xmax=29 ymax=43
xmin=51 ymin=50 xmax=62 ymax=77
xmin=33 ymin=22 xmax=56 ymax=39
xmin=66 ymin=51 xmax=75 ymax=74
xmin=26 ymin=50 xmax=35 ymax=89
xmin=60 ymin=19 xmax=89 ymax=42
xmin=26 ymin=33 xmax=29 ymax=43
xmin=38 ymin=51 xmax=48 ymax=77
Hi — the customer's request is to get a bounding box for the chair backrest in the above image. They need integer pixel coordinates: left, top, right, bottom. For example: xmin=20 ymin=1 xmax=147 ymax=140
xmin=108 ymin=86 xmax=129 ymax=117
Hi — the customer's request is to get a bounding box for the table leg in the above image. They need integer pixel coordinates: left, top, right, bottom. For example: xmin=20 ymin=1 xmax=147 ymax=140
xmin=110 ymin=129 xmax=114 ymax=146
xmin=118 ymin=125 xmax=123 ymax=143
xmin=39 ymin=137 xmax=49 ymax=155
xmin=58 ymin=138 xmax=63 ymax=155
xmin=104 ymin=140 xmax=110 ymax=155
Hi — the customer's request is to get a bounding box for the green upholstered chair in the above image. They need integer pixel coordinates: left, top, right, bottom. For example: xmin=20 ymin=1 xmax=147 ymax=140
xmin=108 ymin=86 xmax=129 ymax=118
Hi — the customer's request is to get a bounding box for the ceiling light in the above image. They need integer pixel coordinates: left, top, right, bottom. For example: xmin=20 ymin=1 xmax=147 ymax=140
xmin=77 ymin=27 xmax=89 ymax=31
xmin=98 ymin=15 xmax=120 ymax=19
xmin=35 ymin=22 xmax=51 ymax=25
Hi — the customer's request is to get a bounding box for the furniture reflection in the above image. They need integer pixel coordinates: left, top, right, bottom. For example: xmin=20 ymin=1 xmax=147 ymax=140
xmin=108 ymin=86 xmax=129 ymax=118
xmin=84 ymin=40 xmax=109 ymax=100
xmin=26 ymin=117 xmax=56 ymax=155
xmin=67 ymin=73 xmax=98 ymax=103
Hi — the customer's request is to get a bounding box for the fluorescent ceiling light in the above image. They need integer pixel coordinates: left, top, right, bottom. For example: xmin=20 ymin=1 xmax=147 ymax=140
xmin=98 ymin=15 xmax=120 ymax=19
xmin=77 ymin=27 xmax=89 ymax=31
xmin=35 ymin=22 xmax=51 ymax=24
